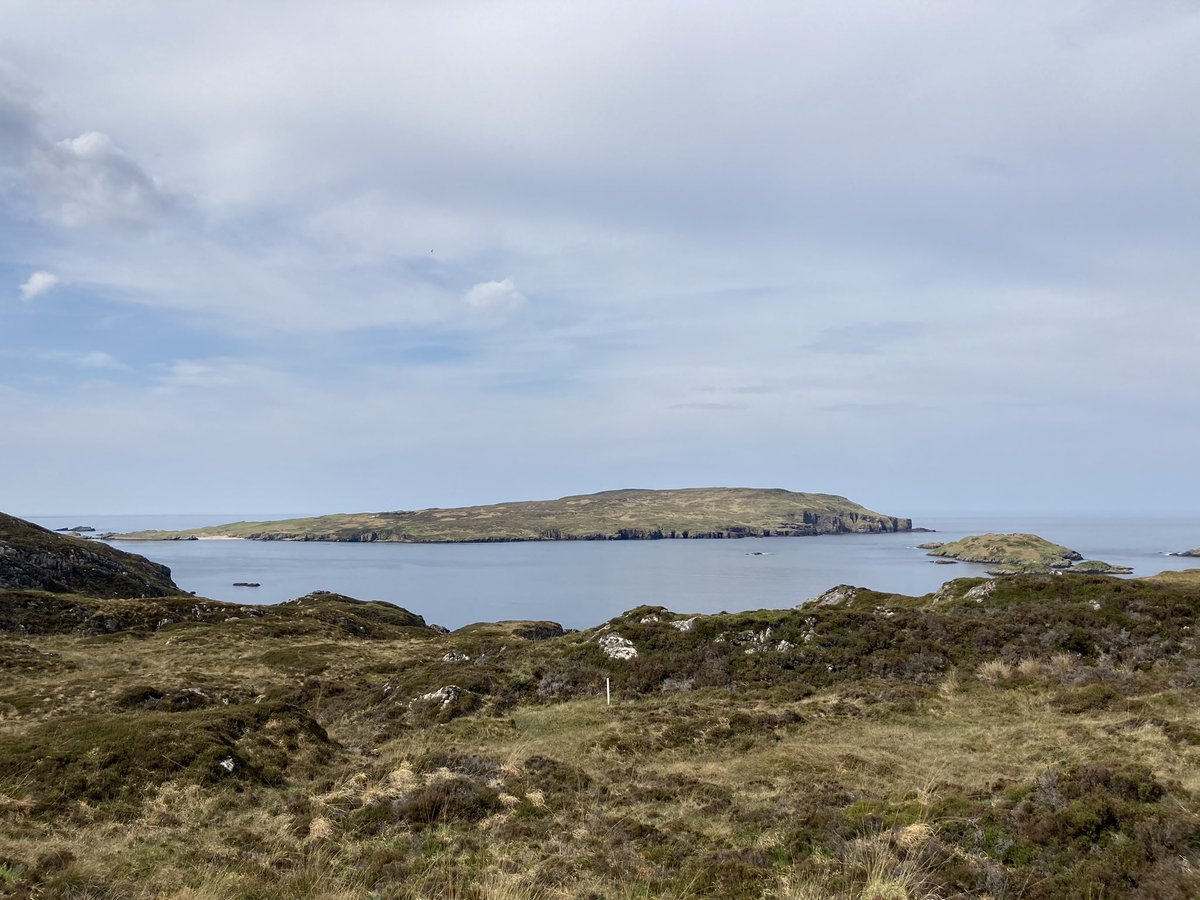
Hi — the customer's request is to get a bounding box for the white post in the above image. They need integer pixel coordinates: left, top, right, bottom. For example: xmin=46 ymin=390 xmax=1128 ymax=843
xmin=606 ymin=677 xmax=611 ymax=706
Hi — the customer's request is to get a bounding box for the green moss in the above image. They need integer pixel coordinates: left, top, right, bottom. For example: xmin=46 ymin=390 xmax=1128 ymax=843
xmin=0 ymin=701 xmax=332 ymax=815
xmin=1052 ymin=683 xmax=1119 ymax=714
xmin=843 ymin=798 xmax=925 ymax=829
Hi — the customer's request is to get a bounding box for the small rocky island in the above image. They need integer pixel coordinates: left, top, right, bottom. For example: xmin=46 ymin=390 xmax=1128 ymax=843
xmin=111 ymin=487 xmax=912 ymax=543
xmin=1171 ymin=547 xmax=1200 ymax=558
xmin=927 ymin=533 xmax=1132 ymax=575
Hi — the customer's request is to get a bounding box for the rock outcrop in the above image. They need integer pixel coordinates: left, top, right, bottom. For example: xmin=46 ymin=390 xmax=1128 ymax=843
xmin=1070 ymin=560 xmax=1134 ymax=575
xmin=0 ymin=512 xmax=179 ymax=598
xmin=805 ymin=584 xmax=862 ymax=607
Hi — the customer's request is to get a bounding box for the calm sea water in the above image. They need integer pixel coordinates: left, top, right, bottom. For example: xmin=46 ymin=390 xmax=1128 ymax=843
xmin=24 ymin=514 xmax=1200 ymax=630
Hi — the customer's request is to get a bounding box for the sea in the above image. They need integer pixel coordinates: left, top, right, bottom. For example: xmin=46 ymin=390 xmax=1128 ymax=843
xmin=23 ymin=513 xmax=1200 ymax=631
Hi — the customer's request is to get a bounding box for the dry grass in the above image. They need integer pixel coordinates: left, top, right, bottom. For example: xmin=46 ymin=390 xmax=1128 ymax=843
xmin=975 ymin=659 xmax=1013 ymax=684
xmin=774 ymin=829 xmax=943 ymax=900
xmin=2 ymin=679 xmax=1199 ymax=898
xmin=4 ymin=568 xmax=1200 ymax=898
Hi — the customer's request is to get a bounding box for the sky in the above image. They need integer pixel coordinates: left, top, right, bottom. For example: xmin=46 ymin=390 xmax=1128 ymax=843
xmin=1 ymin=1 xmax=1198 ymax=518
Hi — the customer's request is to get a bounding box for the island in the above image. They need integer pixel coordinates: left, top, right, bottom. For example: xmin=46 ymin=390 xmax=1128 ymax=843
xmin=3 ymin=509 xmax=1200 ymax=897
xmin=1171 ymin=547 xmax=1200 ymax=558
xmin=927 ymin=533 xmax=1133 ymax=575
xmin=109 ymin=487 xmax=912 ymax=543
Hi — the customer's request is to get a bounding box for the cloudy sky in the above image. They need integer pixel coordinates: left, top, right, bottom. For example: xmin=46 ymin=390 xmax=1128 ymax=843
xmin=1 ymin=1 xmax=1197 ymax=517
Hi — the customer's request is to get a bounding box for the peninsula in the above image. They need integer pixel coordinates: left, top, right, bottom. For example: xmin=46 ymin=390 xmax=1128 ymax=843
xmin=110 ymin=487 xmax=912 ymax=543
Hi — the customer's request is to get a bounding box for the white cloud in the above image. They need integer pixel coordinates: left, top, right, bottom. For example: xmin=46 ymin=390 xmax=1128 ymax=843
xmin=154 ymin=358 xmax=286 ymax=393
xmin=0 ymin=4 xmax=1198 ymax=515
xmin=19 ymin=270 xmax=57 ymax=299
xmin=32 ymin=131 xmax=174 ymax=228
xmin=464 ymin=277 xmax=524 ymax=314
xmin=73 ymin=351 xmax=125 ymax=370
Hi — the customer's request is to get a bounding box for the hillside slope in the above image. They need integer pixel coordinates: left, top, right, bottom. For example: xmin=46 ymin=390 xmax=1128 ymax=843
xmin=112 ymin=487 xmax=912 ymax=543
xmin=0 ymin=513 xmax=179 ymax=597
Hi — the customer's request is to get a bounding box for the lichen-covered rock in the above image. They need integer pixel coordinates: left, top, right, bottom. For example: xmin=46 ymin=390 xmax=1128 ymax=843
xmin=407 ymin=685 xmax=480 ymax=723
xmin=598 ymin=633 xmax=638 ymax=660
xmin=713 ymin=626 xmax=793 ymax=654
xmin=740 ymin=627 xmax=772 ymax=654
xmin=804 ymin=585 xmax=860 ymax=608
xmin=964 ymin=580 xmax=998 ymax=603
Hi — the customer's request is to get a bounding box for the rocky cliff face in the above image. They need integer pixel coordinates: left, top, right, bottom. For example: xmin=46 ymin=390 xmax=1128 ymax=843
xmin=0 ymin=513 xmax=179 ymax=598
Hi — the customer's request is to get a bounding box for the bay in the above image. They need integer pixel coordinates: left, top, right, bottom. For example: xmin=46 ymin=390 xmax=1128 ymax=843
xmin=23 ymin=513 xmax=1200 ymax=631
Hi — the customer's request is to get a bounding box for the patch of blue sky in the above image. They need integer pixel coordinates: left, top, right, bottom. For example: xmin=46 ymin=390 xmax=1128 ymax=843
xmin=342 ymin=328 xmax=477 ymax=367
xmin=0 ymin=281 xmax=231 ymax=387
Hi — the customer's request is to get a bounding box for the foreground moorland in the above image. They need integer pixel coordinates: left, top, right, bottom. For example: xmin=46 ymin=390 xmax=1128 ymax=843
xmin=110 ymin=487 xmax=912 ymax=543
xmin=2 ymin=515 xmax=1200 ymax=898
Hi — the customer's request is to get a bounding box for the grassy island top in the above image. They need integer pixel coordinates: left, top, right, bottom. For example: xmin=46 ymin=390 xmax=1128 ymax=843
xmin=928 ymin=532 xmax=1084 ymax=566
xmin=2 ymin=509 xmax=1200 ymax=897
xmin=111 ymin=487 xmax=912 ymax=543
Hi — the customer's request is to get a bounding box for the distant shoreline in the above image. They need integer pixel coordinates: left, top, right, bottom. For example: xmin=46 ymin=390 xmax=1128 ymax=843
xmin=104 ymin=486 xmax=913 ymax=545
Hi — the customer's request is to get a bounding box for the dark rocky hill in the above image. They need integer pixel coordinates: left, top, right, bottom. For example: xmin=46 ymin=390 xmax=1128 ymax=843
xmin=0 ymin=512 xmax=180 ymax=598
